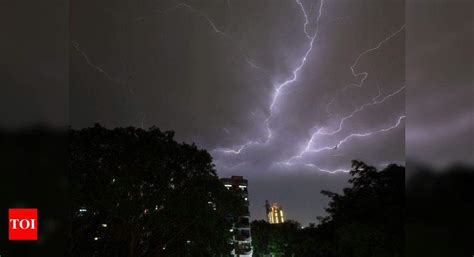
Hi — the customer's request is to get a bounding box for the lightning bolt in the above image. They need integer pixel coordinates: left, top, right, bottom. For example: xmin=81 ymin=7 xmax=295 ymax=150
xmin=134 ymin=2 xmax=230 ymax=38
xmin=176 ymin=4 xmax=275 ymax=80
xmin=71 ymin=41 xmax=135 ymax=95
xmin=309 ymin=115 xmax=405 ymax=153
xmin=178 ymin=2 xmax=232 ymax=38
xmin=214 ymin=0 xmax=326 ymax=154
xmin=326 ymin=24 xmax=405 ymax=116
xmin=134 ymin=2 xmax=271 ymax=79
xmin=282 ymin=115 xmax=405 ymax=168
xmin=214 ymin=140 xmax=259 ymax=154
xmin=243 ymin=55 xmax=273 ymax=80
xmin=133 ymin=1 xmax=277 ymax=132
xmin=269 ymin=0 xmax=324 ymax=112
xmin=319 ymin=85 xmax=405 ymax=137
xmin=283 ymin=84 xmax=404 ymax=164
xmin=126 ymin=1 xmax=404 ymax=174
xmin=137 ymin=2 xmax=280 ymax=147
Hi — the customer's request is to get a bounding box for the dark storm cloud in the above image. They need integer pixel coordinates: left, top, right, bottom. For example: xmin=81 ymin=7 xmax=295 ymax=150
xmin=71 ymin=0 xmax=405 ymax=224
xmin=406 ymin=0 xmax=473 ymax=167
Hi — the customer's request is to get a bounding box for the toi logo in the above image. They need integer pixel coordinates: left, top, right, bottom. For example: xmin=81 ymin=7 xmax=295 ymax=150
xmin=9 ymin=208 xmax=38 ymax=240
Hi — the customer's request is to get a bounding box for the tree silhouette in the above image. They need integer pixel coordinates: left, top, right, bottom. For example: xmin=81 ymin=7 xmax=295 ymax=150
xmin=250 ymin=219 xmax=300 ymax=257
xmin=70 ymin=124 xmax=244 ymax=257
xmin=252 ymin=160 xmax=404 ymax=257
xmin=315 ymin=160 xmax=404 ymax=257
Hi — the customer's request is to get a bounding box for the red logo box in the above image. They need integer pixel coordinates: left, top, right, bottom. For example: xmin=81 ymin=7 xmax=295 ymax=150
xmin=9 ymin=208 xmax=38 ymax=240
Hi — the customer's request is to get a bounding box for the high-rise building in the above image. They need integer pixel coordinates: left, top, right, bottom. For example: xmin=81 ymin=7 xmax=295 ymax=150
xmin=221 ymin=176 xmax=253 ymax=257
xmin=265 ymin=200 xmax=285 ymax=224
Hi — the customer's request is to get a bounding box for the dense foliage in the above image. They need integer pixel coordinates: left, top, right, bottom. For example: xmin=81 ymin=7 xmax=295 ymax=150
xmin=70 ymin=124 xmax=244 ymax=257
xmin=251 ymin=160 xmax=404 ymax=257
xmin=251 ymin=220 xmax=301 ymax=256
xmin=406 ymin=164 xmax=474 ymax=257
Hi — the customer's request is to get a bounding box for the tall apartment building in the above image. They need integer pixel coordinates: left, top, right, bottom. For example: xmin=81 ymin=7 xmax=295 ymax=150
xmin=265 ymin=200 xmax=285 ymax=224
xmin=221 ymin=176 xmax=253 ymax=257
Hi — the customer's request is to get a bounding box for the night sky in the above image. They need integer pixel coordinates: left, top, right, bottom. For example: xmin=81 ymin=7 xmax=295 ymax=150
xmin=70 ymin=0 xmax=405 ymax=225
xmin=406 ymin=1 xmax=473 ymax=168
xmin=0 ymin=0 xmax=470 ymax=233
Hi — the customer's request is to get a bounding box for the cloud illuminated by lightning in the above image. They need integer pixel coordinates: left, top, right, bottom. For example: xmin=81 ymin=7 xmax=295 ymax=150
xmin=319 ymin=85 xmax=405 ymax=137
xmin=326 ymin=24 xmax=405 ymax=116
xmin=214 ymin=0 xmax=326 ymax=154
xmin=276 ymin=162 xmax=350 ymax=174
xmin=282 ymin=115 xmax=406 ymax=167
xmin=275 ymin=25 xmax=406 ymax=173
xmin=141 ymin=1 xmax=405 ymax=174
xmin=311 ymin=115 xmax=405 ymax=152
xmin=282 ymin=84 xmax=404 ymax=165
xmin=268 ymin=0 xmax=324 ymax=112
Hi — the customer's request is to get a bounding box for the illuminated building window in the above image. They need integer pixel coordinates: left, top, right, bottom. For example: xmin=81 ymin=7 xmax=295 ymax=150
xmin=265 ymin=201 xmax=285 ymax=224
xmin=220 ymin=176 xmax=253 ymax=256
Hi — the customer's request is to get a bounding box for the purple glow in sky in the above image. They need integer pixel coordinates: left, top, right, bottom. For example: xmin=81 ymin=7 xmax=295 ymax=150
xmin=69 ymin=0 xmax=405 ymax=224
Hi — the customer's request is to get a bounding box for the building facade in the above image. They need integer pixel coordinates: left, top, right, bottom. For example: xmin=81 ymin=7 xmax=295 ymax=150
xmin=265 ymin=200 xmax=285 ymax=224
xmin=221 ymin=176 xmax=253 ymax=257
